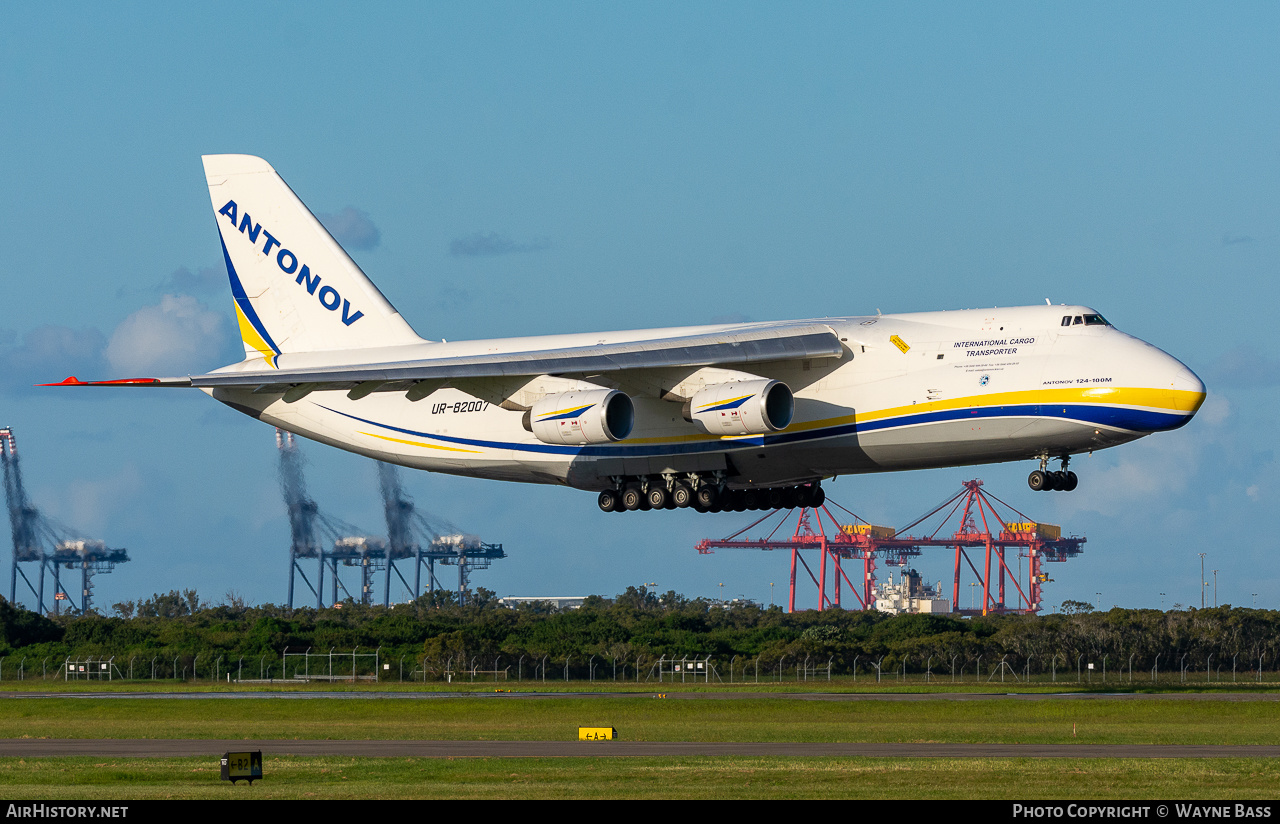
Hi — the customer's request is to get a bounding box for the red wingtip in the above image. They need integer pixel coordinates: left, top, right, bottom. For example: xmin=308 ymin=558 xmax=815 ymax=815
xmin=37 ymin=376 xmax=88 ymax=386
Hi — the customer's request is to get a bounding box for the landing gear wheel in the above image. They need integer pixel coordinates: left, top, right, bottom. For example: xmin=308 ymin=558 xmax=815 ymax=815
xmin=1028 ymin=470 xmax=1048 ymax=492
xmin=810 ymin=485 xmax=826 ymax=508
xmin=597 ymin=489 xmax=620 ymax=513
xmin=622 ymin=485 xmax=644 ymax=511
xmin=695 ymin=486 xmax=718 ymax=510
xmin=797 ymin=484 xmax=822 ymax=508
xmin=671 ymin=483 xmax=693 ymax=508
xmin=647 ymin=486 xmax=669 ymax=510
xmin=742 ymin=489 xmax=762 ymax=510
xmin=1062 ymin=471 xmax=1078 ymax=491
xmin=781 ymin=487 xmax=801 ymax=509
xmin=766 ymin=488 xmax=785 ymax=510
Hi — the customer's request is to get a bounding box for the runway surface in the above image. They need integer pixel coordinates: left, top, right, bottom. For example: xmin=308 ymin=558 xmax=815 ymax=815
xmin=2 ymin=739 xmax=1278 ymax=758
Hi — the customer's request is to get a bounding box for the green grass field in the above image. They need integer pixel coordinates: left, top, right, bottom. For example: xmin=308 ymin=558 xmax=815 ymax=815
xmin=2 ymin=686 xmax=1279 ymax=798
xmin=0 ymin=756 xmax=1277 ymax=800
xmin=1 ymin=695 xmax=1279 ymax=745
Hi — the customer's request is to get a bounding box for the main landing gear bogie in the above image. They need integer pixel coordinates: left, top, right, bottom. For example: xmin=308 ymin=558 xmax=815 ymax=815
xmin=1028 ymin=455 xmax=1078 ymax=493
xmin=598 ymin=474 xmax=825 ymax=514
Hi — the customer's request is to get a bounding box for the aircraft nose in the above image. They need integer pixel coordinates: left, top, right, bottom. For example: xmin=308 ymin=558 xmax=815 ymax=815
xmin=1163 ymin=357 xmax=1206 ymax=428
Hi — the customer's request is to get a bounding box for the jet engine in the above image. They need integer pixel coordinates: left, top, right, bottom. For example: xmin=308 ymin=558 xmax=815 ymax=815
xmin=526 ymin=389 xmax=634 ymax=445
xmin=685 ymin=379 xmax=793 ymax=436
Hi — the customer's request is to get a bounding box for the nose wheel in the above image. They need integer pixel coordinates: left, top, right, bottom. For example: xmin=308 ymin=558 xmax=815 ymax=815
xmin=1028 ymin=456 xmax=1078 ymax=492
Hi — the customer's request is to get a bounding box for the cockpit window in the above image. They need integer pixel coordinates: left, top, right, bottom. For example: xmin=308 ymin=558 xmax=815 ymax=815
xmin=1062 ymin=313 xmax=1112 ymax=327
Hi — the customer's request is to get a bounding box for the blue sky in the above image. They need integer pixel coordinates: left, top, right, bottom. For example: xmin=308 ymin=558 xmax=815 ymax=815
xmin=1 ymin=3 xmax=1276 ymax=614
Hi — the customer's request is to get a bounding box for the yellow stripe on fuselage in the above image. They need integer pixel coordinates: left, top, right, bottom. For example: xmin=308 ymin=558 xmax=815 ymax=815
xmin=359 ymin=431 xmax=483 ymax=454
xmin=851 ymin=385 xmax=1204 ymax=427
xmin=625 ymin=385 xmax=1203 ymax=444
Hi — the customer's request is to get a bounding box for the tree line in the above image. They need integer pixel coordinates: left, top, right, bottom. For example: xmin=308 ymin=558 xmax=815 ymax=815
xmin=0 ymin=587 xmax=1277 ymax=680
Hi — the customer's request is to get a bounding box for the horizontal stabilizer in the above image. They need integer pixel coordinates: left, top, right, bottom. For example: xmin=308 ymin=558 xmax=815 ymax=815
xmin=39 ymin=376 xmax=194 ymax=388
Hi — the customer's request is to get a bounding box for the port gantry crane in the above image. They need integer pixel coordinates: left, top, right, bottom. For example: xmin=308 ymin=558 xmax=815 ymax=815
xmin=2 ymin=428 xmax=130 ymax=614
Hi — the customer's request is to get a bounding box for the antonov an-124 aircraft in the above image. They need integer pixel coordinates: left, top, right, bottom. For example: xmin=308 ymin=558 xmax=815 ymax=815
xmin=50 ymin=155 xmax=1207 ymax=513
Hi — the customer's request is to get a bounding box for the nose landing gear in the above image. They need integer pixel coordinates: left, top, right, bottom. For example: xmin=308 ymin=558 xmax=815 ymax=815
xmin=1028 ymin=455 xmax=1078 ymax=492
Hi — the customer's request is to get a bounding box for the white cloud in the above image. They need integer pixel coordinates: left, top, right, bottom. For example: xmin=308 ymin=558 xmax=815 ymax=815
xmin=1207 ymin=344 xmax=1280 ymax=388
xmin=449 ymin=232 xmax=550 ymax=257
xmin=0 ymin=325 xmax=107 ymax=392
xmin=104 ymin=294 xmax=231 ymax=376
xmin=41 ymin=464 xmax=144 ymax=537
xmin=1056 ymin=437 xmax=1198 ymax=518
xmin=1048 ymin=391 xmax=1235 ymax=520
xmin=158 ymin=265 xmax=225 ymax=296
xmin=1196 ymin=393 xmax=1230 ymax=427
xmin=318 ymin=207 xmax=381 ymax=251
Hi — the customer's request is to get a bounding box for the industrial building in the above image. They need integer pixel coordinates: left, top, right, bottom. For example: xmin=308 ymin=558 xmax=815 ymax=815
xmin=498 ymin=596 xmax=589 ymax=610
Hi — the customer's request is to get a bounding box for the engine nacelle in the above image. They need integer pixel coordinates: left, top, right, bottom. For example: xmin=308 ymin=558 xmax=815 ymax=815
xmin=686 ymin=379 xmax=793 ymax=436
xmin=527 ymin=389 xmax=634 ymax=445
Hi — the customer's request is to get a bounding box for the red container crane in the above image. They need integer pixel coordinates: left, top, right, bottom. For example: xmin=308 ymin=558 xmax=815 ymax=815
xmin=696 ymin=480 xmax=1085 ymax=615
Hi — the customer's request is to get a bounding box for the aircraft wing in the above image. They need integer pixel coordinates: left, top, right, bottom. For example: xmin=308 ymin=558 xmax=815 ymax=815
xmin=44 ymin=323 xmax=845 ymax=400
xmin=193 ymin=323 xmax=844 ymax=390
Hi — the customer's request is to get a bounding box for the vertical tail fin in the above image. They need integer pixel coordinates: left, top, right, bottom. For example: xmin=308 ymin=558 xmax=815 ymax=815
xmin=202 ymin=155 xmax=422 ymax=366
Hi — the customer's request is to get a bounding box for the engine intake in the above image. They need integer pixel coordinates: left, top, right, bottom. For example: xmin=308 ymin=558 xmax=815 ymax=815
xmin=686 ymin=379 xmax=793 ymax=436
xmin=527 ymin=389 xmax=634 ymax=445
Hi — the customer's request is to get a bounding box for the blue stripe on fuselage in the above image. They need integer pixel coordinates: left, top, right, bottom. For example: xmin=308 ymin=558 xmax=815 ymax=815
xmin=319 ymin=402 xmax=1188 ymax=459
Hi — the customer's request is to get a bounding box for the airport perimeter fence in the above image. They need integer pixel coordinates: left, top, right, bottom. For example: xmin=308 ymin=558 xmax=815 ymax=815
xmin=0 ymin=649 xmax=1276 ymax=685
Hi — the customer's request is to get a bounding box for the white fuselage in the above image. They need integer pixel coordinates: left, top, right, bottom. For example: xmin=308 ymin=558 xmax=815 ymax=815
xmin=206 ymin=304 xmax=1205 ymax=491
